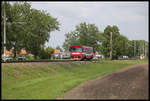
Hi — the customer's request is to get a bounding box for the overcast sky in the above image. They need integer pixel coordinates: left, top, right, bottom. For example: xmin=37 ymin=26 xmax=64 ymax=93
xmin=29 ymin=1 xmax=148 ymax=48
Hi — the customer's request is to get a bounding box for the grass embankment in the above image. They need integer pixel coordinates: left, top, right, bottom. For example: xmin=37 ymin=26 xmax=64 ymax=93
xmin=2 ymin=59 xmax=148 ymax=99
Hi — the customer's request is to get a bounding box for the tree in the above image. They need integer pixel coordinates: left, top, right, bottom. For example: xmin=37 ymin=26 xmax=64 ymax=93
xmin=56 ymin=46 xmax=63 ymax=52
xmin=126 ymin=40 xmax=149 ymax=58
xmin=63 ymin=31 xmax=81 ymax=51
xmin=24 ymin=8 xmax=60 ymax=59
xmin=39 ymin=47 xmax=54 ymax=59
xmin=1 ymin=2 xmax=31 ymax=59
xmin=114 ymin=34 xmax=129 ymax=58
xmin=1 ymin=2 xmax=60 ymax=59
xmin=63 ymin=22 xmax=102 ymax=52
xmin=100 ymin=25 xmax=129 ymax=59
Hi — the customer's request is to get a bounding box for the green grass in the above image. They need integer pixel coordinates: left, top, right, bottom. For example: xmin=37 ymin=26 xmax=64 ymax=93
xmin=2 ymin=59 xmax=148 ymax=99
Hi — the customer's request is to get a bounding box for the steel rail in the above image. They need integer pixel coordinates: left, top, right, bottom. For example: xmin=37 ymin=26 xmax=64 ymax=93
xmin=1 ymin=59 xmax=100 ymax=64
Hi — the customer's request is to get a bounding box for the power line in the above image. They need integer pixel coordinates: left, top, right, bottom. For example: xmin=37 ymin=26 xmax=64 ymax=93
xmin=126 ymin=41 xmax=142 ymax=51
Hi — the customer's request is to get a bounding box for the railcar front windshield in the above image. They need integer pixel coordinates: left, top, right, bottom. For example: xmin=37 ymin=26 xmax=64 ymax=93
xmin=69 ymin=47 xmax=83 ymax=52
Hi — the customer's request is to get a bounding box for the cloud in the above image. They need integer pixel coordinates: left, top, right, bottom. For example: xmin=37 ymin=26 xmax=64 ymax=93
xmin=29 ymin=2 xmax=148 ymax=48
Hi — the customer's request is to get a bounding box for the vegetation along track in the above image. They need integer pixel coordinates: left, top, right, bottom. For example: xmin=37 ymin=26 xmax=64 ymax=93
xmin=1 ymin=59 xmax=99 ymax=64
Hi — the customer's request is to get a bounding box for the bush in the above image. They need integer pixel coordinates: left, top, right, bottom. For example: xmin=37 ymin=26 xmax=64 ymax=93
xmin=25 ymin=54 xmax=34 ymax=60
xmin=38 ymin=47 xmax=54 ymax=59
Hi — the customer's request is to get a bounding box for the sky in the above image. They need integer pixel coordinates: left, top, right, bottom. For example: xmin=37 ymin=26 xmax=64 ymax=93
xmin=29 ymin=1 xmax=149 ymax=49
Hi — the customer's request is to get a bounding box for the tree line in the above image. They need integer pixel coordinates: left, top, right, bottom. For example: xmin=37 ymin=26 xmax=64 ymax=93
xmin=1 ymin=2 xmax=149 ymax=60
xmin=63 ymin=22 xmax=149 ymax=59
xmin=1 ymin=2 xmax=59 ymax=59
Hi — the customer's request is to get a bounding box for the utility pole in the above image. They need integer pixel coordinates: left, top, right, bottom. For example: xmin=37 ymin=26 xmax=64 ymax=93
xmin=143 ymin=41 xmax=146 ymax=57
xmin=145 ymin=44 xmax=147 ymax=57
xmin=3 ymin=2 xmax=6 ymax=62
xmin=134 ymin=40 xmax=136 ymax=58
xmin=110 ymin=32 xmax=112 ymax=60
xmin=143 ymin=41 xmax=145 ymax=56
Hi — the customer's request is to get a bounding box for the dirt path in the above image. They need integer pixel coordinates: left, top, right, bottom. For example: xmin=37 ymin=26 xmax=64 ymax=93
xmin=64 ymin=63 xmax=149 ymax=99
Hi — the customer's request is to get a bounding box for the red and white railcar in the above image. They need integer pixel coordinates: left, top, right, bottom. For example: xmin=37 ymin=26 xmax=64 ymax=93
xmin=69 ymin=45 xmax=94 ymax=60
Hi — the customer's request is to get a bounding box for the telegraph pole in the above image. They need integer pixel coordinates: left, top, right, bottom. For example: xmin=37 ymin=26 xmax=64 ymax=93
xmin=3 ymin=2 xmax=6 ymax=62
xmin=110 ymin=32 xmax=112 ymax=60
xmin=143 ymin=41 xmax=145 ymax=56
xmin=145 ymin=44 xmax=147 ymax=57
xmin=144 ymin=41 xmax=146 ymax=57
xmin=134 ymin=40 xmax=136 ymax=58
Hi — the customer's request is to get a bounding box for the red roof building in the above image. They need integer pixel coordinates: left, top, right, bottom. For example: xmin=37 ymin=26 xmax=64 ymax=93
xmin=5 ymin=49 xmax=27 ymax=55
xmin=53 ymin=49 xmax=60 ymax=54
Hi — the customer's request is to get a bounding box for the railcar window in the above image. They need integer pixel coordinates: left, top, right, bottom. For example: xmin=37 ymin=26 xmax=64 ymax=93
xmin=85 ymin=48 xmax=89 ymax=52
xmin=85 ymin=48 xmax=93 ymax=53
xmin=69 ymin=48 xmax=83 ymax=52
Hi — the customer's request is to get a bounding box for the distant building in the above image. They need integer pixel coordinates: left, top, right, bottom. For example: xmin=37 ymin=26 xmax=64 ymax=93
xmin=2 ymin=49 xmax=28 ymax=61
xmin=5 ymin=50 xmax=13 ymax=54
xmin=52 ymin=49 xmax=70 ymax=59
xmin=94 ymin=51 xmax=104 ymax=59
xmin=20 ymin=49 xmax=27 ymax=54
xmin=52 ymin=49 xmax=61 ymax=58
xmin=53 ymin=49 xmax=60 ymax=54
xmin=140 ymin=55 xmax=145 ymax=60
xmin=4 ymin=49 xmax=27 ymax=55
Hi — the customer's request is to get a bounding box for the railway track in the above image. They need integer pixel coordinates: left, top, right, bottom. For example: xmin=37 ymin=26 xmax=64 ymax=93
xmin=1 ymin=59 xmax=100 ymax=64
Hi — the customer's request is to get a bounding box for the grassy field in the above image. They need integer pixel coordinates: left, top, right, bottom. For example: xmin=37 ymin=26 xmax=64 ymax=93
xmin=2 ymin=59 xmax=148 ymax=99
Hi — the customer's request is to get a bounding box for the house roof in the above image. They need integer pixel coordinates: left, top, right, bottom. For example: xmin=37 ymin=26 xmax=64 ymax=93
xmin=20 ymin=49 xmax=27 ymax=54
xmin=5 ymin=49 xmax=27 ymax=55
xmin=53 ymin=49 xmax=60 ymax=54
xmin=5 ymin=50 xmax=13 ymax=54
xmin=62 ymin=52 xmax=65 ymax=55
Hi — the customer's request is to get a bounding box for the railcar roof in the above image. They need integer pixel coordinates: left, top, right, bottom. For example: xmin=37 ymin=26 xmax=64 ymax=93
xmin=70 ymin=46 xmax=83 ymax=48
